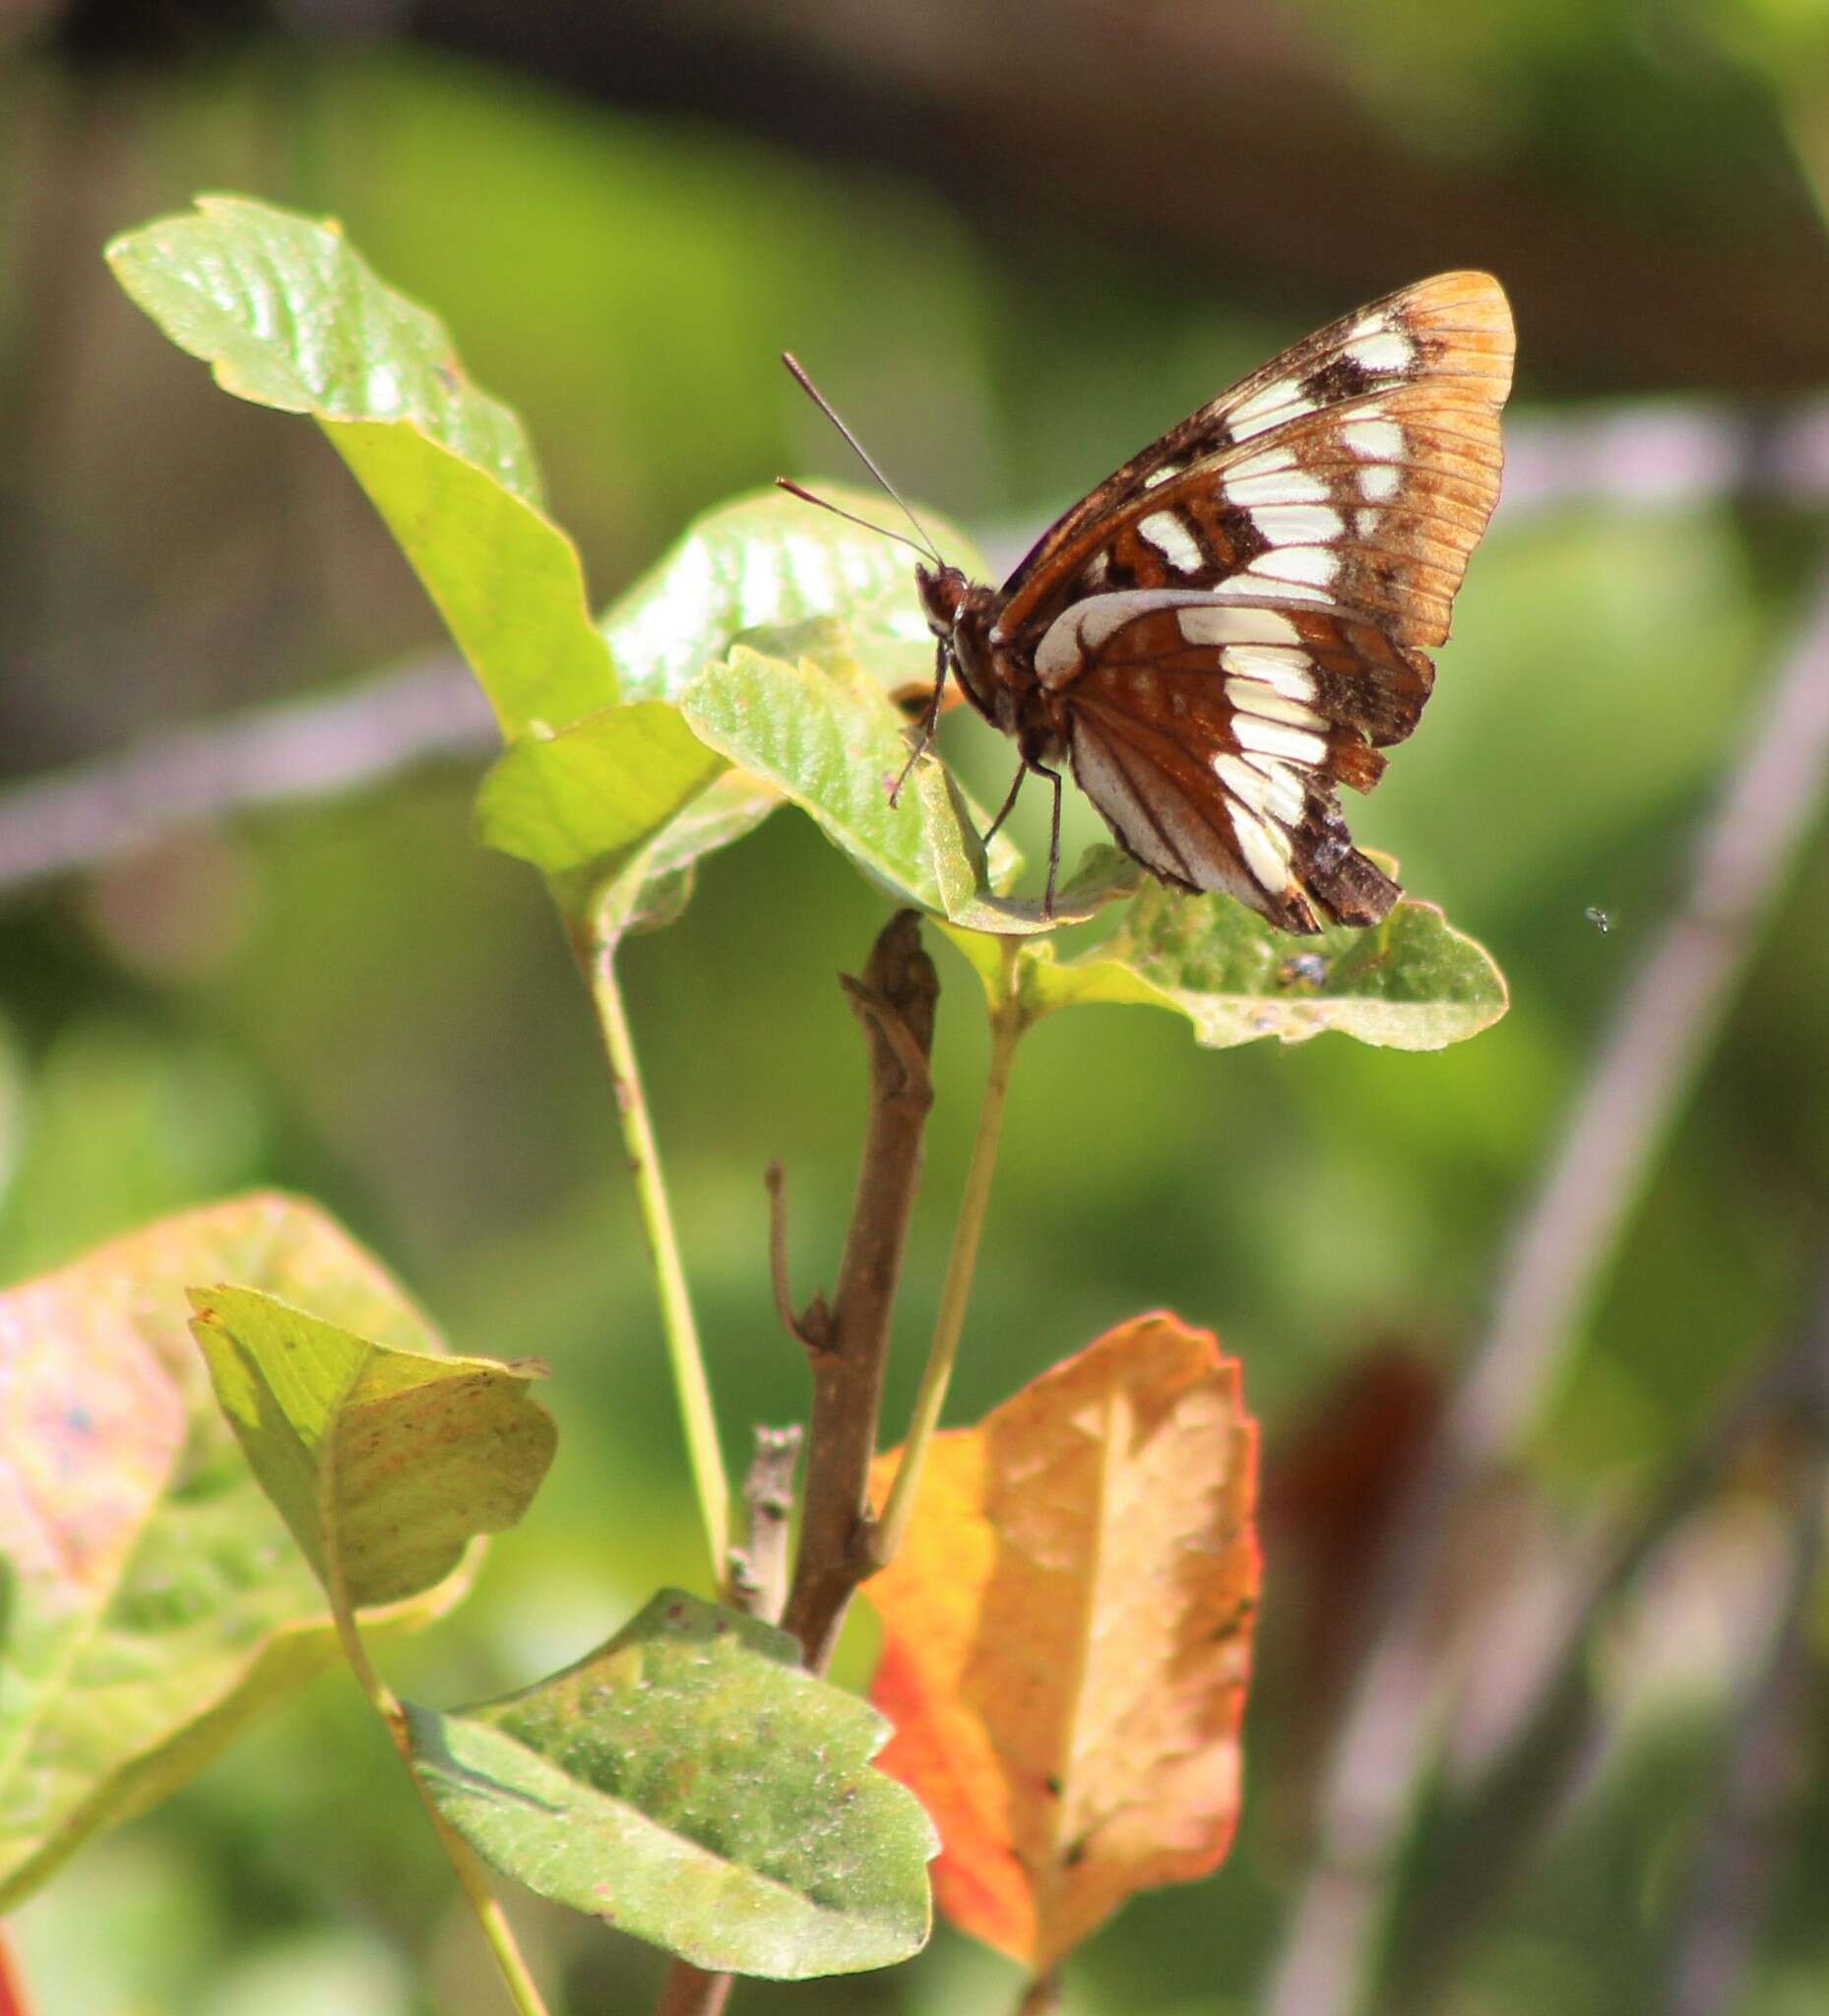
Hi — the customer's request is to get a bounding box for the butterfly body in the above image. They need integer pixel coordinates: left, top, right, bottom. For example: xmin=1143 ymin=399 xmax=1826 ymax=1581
xmin=910 ymin=272 xmax=1516 ymax=933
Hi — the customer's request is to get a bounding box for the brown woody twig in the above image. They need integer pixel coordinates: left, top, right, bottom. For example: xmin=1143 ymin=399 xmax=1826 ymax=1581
xmin=779 ymin=911 xmax=937 ymax=1670
xmin=654 ymin=911 xmax=936 ymax=2016
xmin=764 ymin=1160 xmax=830 ymax=1350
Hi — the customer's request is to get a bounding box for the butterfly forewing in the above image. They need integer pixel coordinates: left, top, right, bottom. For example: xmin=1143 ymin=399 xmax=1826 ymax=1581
xmin=979 ymin=271 xmax=1513 ymax=931
xmin=996 ymin=272 xmax=1511 ymax=642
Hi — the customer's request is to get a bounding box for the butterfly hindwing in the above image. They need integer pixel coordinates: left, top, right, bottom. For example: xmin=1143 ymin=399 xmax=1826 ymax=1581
xmin=1054 ymin=596 xmax=1409 ymax=930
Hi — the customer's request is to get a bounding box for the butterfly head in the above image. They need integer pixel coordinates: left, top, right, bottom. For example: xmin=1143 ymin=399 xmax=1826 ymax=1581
xmin=914 ymin=561 xmax=974 ymax=641
xmin=914 ymin=562 xmax=1016 ymax=731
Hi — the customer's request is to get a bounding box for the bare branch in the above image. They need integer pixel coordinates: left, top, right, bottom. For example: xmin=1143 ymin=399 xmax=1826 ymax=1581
xmin=1267 ymin=561 xmax=1829 ymax=2016
xmin=780 ymin=910 xmax=937 ymax=1672
xmin=1373 ymin=1250 xmax=1829 ymax=2015
xmin=656 ymin=914 xmax=936 ymax=2016
xmin=1666 ymin=1283 xmax=1829 ymax=2016
xmin=764 ymin=1161 xmax=830 ymax=1350
xmin=0 ymin=652 xmax=494 ymax=898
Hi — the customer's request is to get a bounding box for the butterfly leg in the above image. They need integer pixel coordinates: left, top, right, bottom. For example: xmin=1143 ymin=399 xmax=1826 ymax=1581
xmin=1035 ymin=762 xmax=1064 ymax=919
xmin=980 ymin=759 xmax=1028 ymax=847
xmin=889 ymin=640 xmax=951 ymax=807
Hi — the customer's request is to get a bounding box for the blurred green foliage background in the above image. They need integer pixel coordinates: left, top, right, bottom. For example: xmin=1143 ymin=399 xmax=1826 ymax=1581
xmin=3 ymin=3 xmax=1829 ymax=2012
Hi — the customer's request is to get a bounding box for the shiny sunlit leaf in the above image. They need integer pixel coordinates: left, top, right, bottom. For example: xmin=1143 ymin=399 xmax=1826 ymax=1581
xmin=474 ymin=701 xmax=728 ymax=875
xmin=586 ymin=484 xmax=992 ymax=931
xmin=603 ymin=482 xmax=986 ymax=706
xmin=106 ymin=196 xmax=616 ymax=740
xmin=865 ymin=1312 xmax=1260 ymax=1972
xmin=679 ymin=633 xmax=1123 ymax=933
xmin=679 ymin=641 xmax=1013 ymax=921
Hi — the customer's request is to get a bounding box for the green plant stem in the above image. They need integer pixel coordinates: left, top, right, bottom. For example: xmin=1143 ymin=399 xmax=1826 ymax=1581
xmin=589 ymin=943 xmax=731 ymax=1581
xmin=326 ymin=1568 xmax=549 ymax=2016
xmin=873 ymin=942 xmax=1024 ymax=1565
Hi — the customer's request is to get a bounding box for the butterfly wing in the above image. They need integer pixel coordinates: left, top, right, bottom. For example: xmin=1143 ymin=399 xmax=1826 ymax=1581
xmin=1048 ymin=595 xmax=1405 ymax=931
xmin=996 ymin=270 xmax=1513 ymax=648
xmin=996 ymin=272 xmax=1514 ymax=930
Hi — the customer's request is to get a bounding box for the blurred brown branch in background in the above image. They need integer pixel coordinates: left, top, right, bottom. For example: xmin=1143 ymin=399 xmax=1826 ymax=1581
xmin=1665 ymin=1261 xmax=1829 ymax=2016
xmin=1364 ymin=1249 xmax=1829 ymax=2016
xmin=0 ymin=650 xmax=493 ymax=900
xmin=3 ymin=401 xmax=1828 ymax=905
xmin=1266 ymin=556 xmax=1829 ymax=2016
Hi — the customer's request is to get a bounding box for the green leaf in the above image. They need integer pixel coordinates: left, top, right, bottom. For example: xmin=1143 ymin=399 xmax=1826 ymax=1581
xmin=680 ymin=641 xmax=1036 ymax=924
xmin=105 ymin=195 xmax=616 ymax=739
xmin=189 ymin=1286 xmax=556 ymax=1610
xmin=0 ymin=1194 xmax=476 ymax=1911
xmin=407 ymin=1591 xmax=935 ymax=1979
xmin=474 ymin=701 xmax=729 ymax=875
xmin=577 ymin=484 xmax=994 ymax=935
xmin=1010 ymin=876 xmax=1508 ymax=1050
xmin=602 ymin=483 xmax=987 ymax=705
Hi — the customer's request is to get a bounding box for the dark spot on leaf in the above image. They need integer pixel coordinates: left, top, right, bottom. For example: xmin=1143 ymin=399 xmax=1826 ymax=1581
xmin=1044 ymin=1773 xmax=1062 ymax=1797
xmin=1064 ymin=1836 xmax=1089 ymax=1867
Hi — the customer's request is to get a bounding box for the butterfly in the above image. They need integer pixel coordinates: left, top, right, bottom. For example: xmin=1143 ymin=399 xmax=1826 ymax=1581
xmin=784 ymin=271 xmax=1514 ymax=930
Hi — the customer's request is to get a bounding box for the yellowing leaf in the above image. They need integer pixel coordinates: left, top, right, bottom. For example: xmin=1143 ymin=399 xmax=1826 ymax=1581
xmin=0 ymin=1195 xmax=478 ymax=1909
xmin=189 ymin=1285 xmax=556 ymax=1610
xmin=865 ymin=1312 xmax=1259 ymax=1972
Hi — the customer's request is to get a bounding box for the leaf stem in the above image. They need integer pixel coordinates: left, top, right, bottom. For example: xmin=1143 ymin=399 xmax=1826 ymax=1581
xmin=588 ymin=941 xmax=731 ymax=1581
xmin=324 ymin=1561 xmax=549 ymax=2016
xmin=873 ymin=939 xmax=1024 ymax=1565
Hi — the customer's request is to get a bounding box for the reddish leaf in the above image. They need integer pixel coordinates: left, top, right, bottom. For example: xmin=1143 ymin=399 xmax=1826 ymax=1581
xmin=865 ymin=1312 xmax=1259 ymax=1971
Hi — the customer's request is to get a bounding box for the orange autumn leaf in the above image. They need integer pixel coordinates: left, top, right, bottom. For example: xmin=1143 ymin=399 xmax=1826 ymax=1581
xmin=864 ymin=1310 xmax=1260 ymax=1972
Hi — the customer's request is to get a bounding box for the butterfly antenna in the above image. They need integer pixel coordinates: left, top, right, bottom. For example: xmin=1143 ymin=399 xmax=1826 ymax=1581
xmin=781 ymin=352 xmax=944 ymax=565
xmin=773 ymin=479 xmax=932 ymax=560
